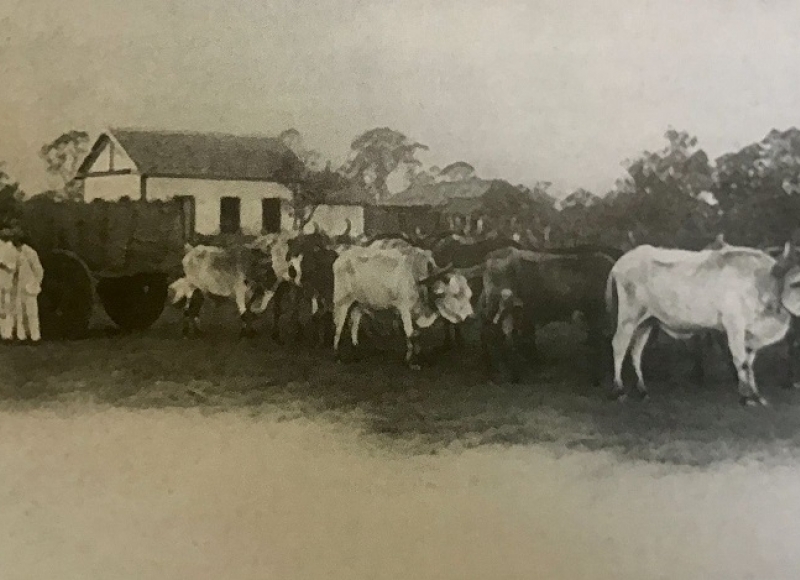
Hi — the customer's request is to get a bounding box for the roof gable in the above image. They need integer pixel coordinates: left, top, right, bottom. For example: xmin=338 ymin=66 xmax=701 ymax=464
xmin=77 ymin=128 xmax=305 ymax=183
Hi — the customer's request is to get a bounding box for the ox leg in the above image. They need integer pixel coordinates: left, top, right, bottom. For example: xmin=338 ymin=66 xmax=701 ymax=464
xmin=504 ymin=318 xmax=523 ymax=383
xmin=291 ymin=287 xmax=305 ymax=345
xmin=270 ymin=282 xmax=292 ymax=344
xmin=740 ymin=346 xmax=767 ymax=406
xmin=233 ymin=285 xmax=257 ymax=339
xmin=690 ymin=334 xmax=706 ymax=385
xmin=319 ymin=310 xmax=335 ymax=349
xmin=610 ymin=320 xmax=638 ymax=401
xmin=454 ymin=324 xmax=464 ymax=348
xmin=727 ymin=327 xmax=767 ymax=406
xmin=349 ymin=306 xmax=363 ymax=351
xmin=399 ymin=308 xmax=421 ymax=370
xmin=315 ymin=297 xmax=335 ymax=349
xmin=480 ymin=324 xmax=495 ymax=377
xmin=333 ymin=301 xmax=353 ymax=361
xmin=628 ymin=323 xmax=654 ymax=401
xmin=786 ymin=319 xmax=800 ymax=390
xmin=183 ymin=290 xmax=204 ymax=338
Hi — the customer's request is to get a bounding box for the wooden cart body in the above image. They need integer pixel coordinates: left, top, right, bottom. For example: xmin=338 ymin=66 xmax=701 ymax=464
xmin=20 ymin=198 xmax=189 ymax=339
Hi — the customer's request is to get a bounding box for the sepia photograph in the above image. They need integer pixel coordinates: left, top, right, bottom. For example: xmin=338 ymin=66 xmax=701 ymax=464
xmin=2 ymin=0 xmax=800 ymax=578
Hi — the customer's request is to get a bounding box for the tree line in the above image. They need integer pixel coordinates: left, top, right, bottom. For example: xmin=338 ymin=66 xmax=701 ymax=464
xmin=2 ymin=125 xmax=800 ymax=249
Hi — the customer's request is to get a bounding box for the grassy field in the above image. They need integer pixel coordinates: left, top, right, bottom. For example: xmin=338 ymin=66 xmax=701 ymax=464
xmin=4 ymin=300 xmax=800 ymax=467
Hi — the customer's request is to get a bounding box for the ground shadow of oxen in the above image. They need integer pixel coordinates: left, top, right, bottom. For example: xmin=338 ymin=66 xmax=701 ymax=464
xmin=9 ymin=303 xmax=800 ymax=468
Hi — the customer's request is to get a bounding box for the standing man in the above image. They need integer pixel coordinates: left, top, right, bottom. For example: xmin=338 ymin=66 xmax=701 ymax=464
xmin=0 ymin=228 xmax=17 ymax=342
xmin=8 ymin=225 xmax=43 ymax=344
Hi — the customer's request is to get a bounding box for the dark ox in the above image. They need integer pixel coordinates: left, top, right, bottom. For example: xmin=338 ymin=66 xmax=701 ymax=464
xmin=269 ymin=222 xmax=358 ymax=346
xmin=479 ymin=245 xmax=622 ymax=385
xmin=606 ymin=242 xmax=800 ymax=406
xmin=275 ymin=229 xmax=340 ymax=346
xmin=428 ymin=233 xmax=524 ymax=348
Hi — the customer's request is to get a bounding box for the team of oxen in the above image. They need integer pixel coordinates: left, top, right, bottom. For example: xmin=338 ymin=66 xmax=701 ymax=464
xmin=167 ymin=222 xmax=800 ymax=407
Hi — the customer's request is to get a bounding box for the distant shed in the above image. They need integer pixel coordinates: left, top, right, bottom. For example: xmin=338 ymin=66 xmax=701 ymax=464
xmin=378 ymin=178 xmax=520 ymax=234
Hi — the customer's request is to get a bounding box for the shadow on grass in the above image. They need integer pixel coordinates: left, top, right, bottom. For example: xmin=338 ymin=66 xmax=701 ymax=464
xmin=4 ymin=308 xmax=800 ymax=467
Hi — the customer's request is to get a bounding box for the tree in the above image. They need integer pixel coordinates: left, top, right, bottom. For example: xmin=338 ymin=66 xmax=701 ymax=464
xmin=291 ymin=164 xmax=351 ymax=230
xmin=589 ymin=128 xmax=718 ymax=249
xmin=559 ymin=188 xmax=601 ymax=210
xmin=0 ymin=167 xmax=24 ymax=229
xmin=278 ymin=128 xmax=324 ymax=172
xmin=341 ymin=127 xmax=428 ymax=201
xmin=40 ymin=130 xmax=90 ymax=201
xmin=437 ymin=161 xmax=475 ymax=182
xmin=714 ymin=127 xmax=800 ymax=246
xmin=276 ymin=128 xmax=352 ymax=230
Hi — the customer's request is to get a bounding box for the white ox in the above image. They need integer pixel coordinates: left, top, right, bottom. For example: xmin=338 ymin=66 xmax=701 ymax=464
xmin=169 ymin=232 xmax=299 ymax=337
xmin=606 ymin=242 xmax=800 ymax=406
xmin=332 ymin=244 xmax=474 ymax=369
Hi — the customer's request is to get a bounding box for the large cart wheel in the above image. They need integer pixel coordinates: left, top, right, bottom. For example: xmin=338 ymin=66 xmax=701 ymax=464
xmin=38 ymin=250 xmax=95 ymax=340
xmin=96 ymin=273 xmax=168 ymax=331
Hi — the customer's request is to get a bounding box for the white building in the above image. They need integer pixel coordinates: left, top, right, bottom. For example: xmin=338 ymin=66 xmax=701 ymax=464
xmin=76 ymin=128 xmax=305 ymax=236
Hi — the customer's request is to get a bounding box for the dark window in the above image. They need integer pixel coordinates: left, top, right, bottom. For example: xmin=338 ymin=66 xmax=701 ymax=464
xmin=220 ymin=197 xmax=241 ymax=234
xmin=262 ymin=198 xmax=282 ymax=233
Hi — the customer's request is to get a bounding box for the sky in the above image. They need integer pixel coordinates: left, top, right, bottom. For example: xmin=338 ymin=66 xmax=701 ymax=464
xmin=2 ymin=0 xmax=800 ymax=197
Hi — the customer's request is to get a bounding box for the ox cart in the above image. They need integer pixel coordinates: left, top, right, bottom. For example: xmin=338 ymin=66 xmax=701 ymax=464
xmin=19 ymin=198 xmax=187 ymax=339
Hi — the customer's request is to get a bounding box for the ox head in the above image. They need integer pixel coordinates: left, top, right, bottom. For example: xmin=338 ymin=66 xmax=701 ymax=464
xmin=286 ymin=225 xmax=334 ymax=286
xmin=420 ymin=263 xmax=474 ymax=324
xmin=167 ymin=277 xmax=195 ymax=309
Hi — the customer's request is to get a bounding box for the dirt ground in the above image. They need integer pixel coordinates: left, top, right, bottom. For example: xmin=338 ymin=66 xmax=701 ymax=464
xmin=3 ymin=305 xmax=800 ymax=578
xmin=0 ymin=406 xmax=799 ymax=580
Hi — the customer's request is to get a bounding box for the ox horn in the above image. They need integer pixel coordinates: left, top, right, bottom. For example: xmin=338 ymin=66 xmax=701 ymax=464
xmin=341 ymin=218 xmax=352 ymax=238
xmin=421 ymin=262 xmax=454 ymax=284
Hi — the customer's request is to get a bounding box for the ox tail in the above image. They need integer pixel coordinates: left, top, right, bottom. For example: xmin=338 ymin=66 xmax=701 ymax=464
xmin=604 ymin=270 xmax=619 ymax=339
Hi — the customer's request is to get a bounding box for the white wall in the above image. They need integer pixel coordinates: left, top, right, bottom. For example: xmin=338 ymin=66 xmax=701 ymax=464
xmin=303 ymin=205 xmax=365 ymax=237
xmin=146 ymin=178 xmax=293 ymax=236
xmin=84 ymin=174 xmax=141 ymax=202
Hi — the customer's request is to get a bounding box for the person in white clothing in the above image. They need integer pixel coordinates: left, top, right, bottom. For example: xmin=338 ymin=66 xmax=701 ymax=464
xmin=0 ymin=231 xmax=17 ymax=342
xmin=8 ymin=226 xmax=43 ymax=343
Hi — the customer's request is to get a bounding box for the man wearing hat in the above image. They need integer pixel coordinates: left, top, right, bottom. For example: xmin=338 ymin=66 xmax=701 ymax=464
xmin=6 ymin=225 xmax=43 ymax=344
xmin=0 ymin=227 xmax=17 ymax=342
